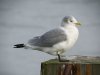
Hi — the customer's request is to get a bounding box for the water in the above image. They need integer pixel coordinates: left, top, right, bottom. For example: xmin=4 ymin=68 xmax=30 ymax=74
xmin=0 ymin=0 xmax=100 ymax=75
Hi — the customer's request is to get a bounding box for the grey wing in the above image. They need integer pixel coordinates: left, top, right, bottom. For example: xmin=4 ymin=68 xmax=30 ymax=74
xmin=28 ymin=28 xmax=67 ymax=47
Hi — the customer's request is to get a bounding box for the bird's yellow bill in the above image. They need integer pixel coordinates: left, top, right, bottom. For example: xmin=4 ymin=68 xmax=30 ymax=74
xmin=75 ymin=22 xmax=81 ymax=26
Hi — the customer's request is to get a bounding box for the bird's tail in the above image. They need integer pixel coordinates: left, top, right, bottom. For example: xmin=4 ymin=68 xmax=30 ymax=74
xmin=13 ymin=44 xmax=25 ymax=48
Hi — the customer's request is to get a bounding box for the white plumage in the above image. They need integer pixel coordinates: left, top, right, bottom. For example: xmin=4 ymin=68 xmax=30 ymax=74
xmin=14 ymin=16 xmax=81 ymax=61
xmin=26 ymin=16 xmax=80 ymax=55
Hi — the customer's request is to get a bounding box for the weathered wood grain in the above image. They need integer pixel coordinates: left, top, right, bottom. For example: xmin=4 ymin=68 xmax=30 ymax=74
xmin=41 ymin=56 xmax=100 ymax=75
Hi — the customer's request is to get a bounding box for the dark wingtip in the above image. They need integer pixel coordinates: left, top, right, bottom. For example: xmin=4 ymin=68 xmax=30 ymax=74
xmin=13 ymin=44 xmax=25 ymax=48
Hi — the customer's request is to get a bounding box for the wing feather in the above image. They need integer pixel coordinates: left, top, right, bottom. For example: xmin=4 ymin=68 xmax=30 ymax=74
xmin=28 ymin=28 xmax=67 ymax=47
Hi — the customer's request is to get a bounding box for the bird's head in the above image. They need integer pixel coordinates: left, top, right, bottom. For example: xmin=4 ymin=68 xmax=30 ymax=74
xmin=61 ymin=16 xmax=81 ymax=27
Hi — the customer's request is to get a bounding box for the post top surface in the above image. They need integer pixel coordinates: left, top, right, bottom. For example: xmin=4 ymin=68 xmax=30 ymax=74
xmin=42 ymin=55 xmax=100 ymax=64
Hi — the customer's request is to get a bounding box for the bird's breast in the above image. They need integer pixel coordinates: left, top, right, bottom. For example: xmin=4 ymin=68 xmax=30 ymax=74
xmin=53 ymin=26 xmax=79 ymax=51
xmin=65 ymin=26 xmax=79 ymax=48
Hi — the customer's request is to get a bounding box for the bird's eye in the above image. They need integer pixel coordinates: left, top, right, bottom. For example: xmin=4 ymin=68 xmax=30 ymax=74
xmin=70 ymin=20 xmax=73 ymax=22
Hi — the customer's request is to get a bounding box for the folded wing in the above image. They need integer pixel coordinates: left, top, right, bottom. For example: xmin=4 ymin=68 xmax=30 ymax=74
xmin=28 ymin=28 xmax=67 ymax=47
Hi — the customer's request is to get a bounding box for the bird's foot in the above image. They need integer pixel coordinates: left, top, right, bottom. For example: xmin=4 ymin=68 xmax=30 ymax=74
xmin=57 ymin=54 xmax=69 ymax=62
xmin=59 ymin=59 xmax=69 ymax=62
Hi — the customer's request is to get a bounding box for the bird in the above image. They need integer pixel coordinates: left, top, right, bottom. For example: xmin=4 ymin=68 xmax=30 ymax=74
xmin=14 ymin=16 xmax=81 ymax=62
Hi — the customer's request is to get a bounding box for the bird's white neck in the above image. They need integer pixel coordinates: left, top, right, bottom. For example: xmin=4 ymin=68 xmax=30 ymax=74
xmin=63 ymin=24 xmax=79 ymax=36
xmin=60 ymin=24 xmax=79 ymax=50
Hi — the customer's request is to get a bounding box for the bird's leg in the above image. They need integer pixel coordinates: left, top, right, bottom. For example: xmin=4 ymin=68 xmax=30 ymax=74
xmin=57 ymin=51 xmax=69 ymax=62
xmin=57 ymin=51 xmax=65 ymax=62
xmin=57 ymin=54 xmax=61 ymax=62
xmin=57 ymin=51 xmax=62 ymax=62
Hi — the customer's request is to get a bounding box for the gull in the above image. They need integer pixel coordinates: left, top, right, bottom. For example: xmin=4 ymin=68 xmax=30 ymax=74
xmin=14 ymin=16 xmax=81 ymax=62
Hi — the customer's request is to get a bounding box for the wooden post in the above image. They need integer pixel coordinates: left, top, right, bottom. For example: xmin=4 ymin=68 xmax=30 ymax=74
xmin=41 ymin=56 xmax=100 ymax=75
